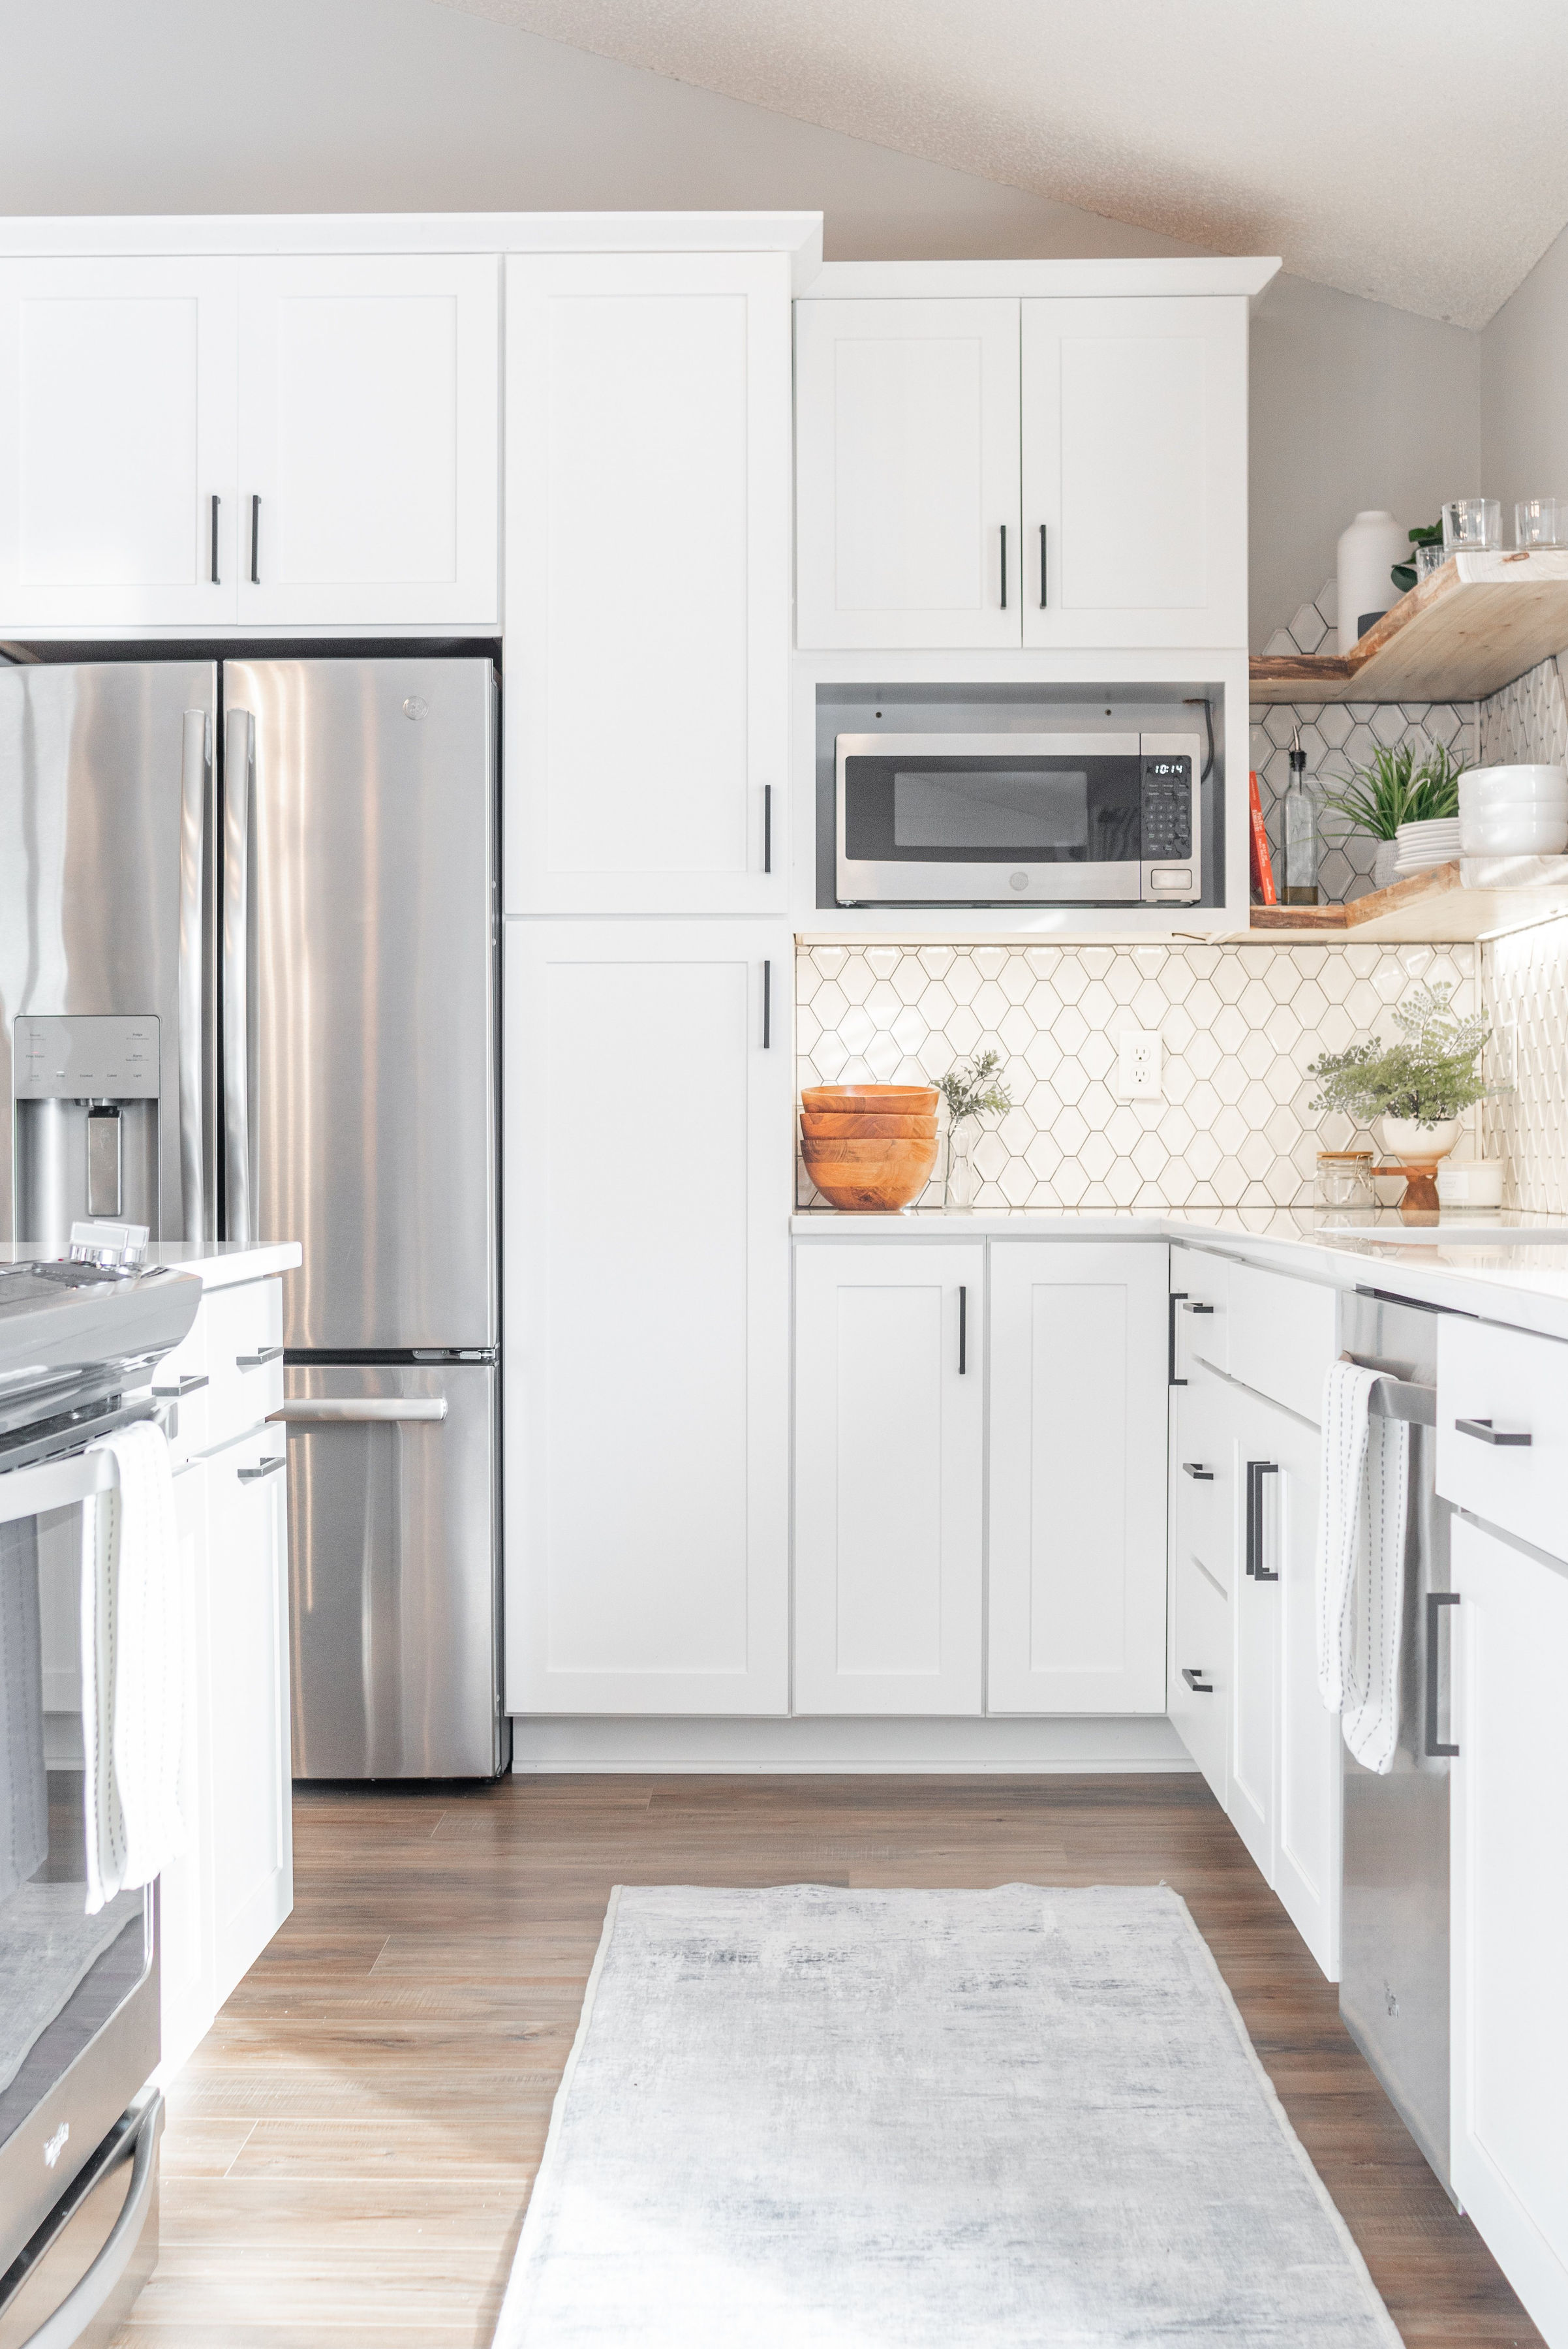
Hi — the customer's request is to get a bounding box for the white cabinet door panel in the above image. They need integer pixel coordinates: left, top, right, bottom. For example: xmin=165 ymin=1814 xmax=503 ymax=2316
xmin=793 ymin=1241 xmax=983 ymax=1715
xmin=505 ymin=921 xmax=792 ymax=1714
xmin=158 ymin=1458 xmax=215 ymax=2079
xmin=0 ymin=257 xmax=236 ymax=628
xmin=988 ymin=1241 xmax=1168 ymax=1713
xmin=795 ymin=299 xmax=1021 ymax=649
xmin=1451 ymin=1515 xmax=1568 ymax=2346
xmin=1022 ymin=297 xmax=1248 ymax=649
xmin=1170 ymin=1547 xmax=1229 ymax=1805
xmin=204 ymin=1424 xmax=292 ymax=2009
xmin=506 ymin=254 xmax=790 ymax=914
xmin=236 ymin=254 xmax=498 ymax=626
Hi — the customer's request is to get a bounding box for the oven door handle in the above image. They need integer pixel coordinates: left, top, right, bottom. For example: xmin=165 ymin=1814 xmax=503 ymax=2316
xmin=19 ymin=2091 xmax=162 ymax=2349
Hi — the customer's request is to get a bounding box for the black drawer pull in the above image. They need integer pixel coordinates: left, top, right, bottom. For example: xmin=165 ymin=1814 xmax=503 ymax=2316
xmin=957 ymin=1285 xmax=968 ymax=1376
xmin=1245 ymin=1458 xmax=1280 ymax=1580
xmin=1424 ymin=1591 xmax=1459 ymax=1758
xmin=1181 ymin=1462 xmax=1213 ymax=1481
xmin=1184 ymin=1300 xmax=1215 ymax=1315
xmin=1454 ymin=1416 xmax=1531 ymax=1447
xmin=1180 ymin=1666 xmax=1213 ymax=1693
xmin=1168 ymin=1291 xmax=1186 ymax=1387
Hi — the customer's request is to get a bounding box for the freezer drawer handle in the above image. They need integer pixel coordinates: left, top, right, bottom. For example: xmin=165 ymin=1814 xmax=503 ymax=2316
xmin=1425 ymin=1590 xmax=1460 ymax=1758
xmin=270 ymin=1398 xmax=450 ymax=1423
xmin=236 ymin=1345 xmax=284 ymax=1370
xmin=151 ymin=1372 xmax=209 ymax=1398
xmin=1454 ymin=1415 xmax=1531 ymax=1446
xmin=1180 ymin=1461 xmax=1213 ymax=1481
xmin=18 ymin=2092 xmax=162 ymax=2349
xmin=1245 ymin=1458 xmax=1280 ymax=1581
xmin=1180 ymin=1666 xmax=1213 ymax=1693
xmin=238 ymin=1454 xmax=285 ymax=1482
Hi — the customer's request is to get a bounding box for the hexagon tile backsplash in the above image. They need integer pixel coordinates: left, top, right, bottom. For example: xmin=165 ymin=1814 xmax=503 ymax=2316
xmin=796 ymin=940 xmax=1481 ymax=1211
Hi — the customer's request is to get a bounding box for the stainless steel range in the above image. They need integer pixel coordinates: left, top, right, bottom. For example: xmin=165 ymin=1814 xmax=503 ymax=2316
xmin=0 ymin=1248 xmax=198 ymax=2348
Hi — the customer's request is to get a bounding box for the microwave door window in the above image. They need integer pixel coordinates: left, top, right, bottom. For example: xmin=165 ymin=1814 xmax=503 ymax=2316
xmin=893 ymin=770 xmax=1088 ymax=853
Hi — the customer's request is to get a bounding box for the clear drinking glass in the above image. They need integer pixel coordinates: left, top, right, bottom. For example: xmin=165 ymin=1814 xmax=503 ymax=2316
xmin=1515 ymin=497 xmax=1567 ymax=549
xmin=1415 ymin=542 xmax=1448 ymax=579
xmin=1443 ymin=498 xmax=1502 ymax=553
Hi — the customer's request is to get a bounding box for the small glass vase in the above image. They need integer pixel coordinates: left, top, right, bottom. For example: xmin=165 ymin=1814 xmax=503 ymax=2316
xmin=944 ymin=1122 xmax=976 ymax=1211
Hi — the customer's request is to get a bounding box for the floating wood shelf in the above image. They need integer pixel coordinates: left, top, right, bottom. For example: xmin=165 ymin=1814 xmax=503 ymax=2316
xmin=1249 ymin=549 xmax=1568 ymax=704
xmin=1246 ymin=859 xmax=1568 ymax=943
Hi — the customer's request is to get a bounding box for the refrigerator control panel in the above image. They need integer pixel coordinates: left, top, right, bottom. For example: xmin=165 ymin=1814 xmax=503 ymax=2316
xmin=13 ymin=1014 xmax=161 ymax=1099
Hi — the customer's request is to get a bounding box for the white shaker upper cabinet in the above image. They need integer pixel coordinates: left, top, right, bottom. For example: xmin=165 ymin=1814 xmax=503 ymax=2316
xmin=793 ymin=1240 xmax=984 ymax=1716
xmin=504 ymin=919 xmax=793 ymax=1715
xmin=505 ymin=254 xmax=791 ymax=914
xmin=0 ymin=257 xmax=237 ymax=629
xmin=1022 ymin=296 xmax=1248 ymax=649
xmin=794 ymin=298 xmax=1021 ymax=650
xmin=987 ymin=1241 xmax=1169 ymax=1713
xmin=236 ymin=255 xmax=499 ymax=628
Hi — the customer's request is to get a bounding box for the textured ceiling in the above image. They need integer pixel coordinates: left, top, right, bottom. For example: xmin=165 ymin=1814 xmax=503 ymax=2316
xmin=433 ymin=0 xmax=1568 ymax=327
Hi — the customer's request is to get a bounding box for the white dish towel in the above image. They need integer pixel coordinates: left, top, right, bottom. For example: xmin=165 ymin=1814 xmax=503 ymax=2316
xmin=1316 ymin=1360 xmax=1410 ymax=1775
xmin=80 ymin=1419 xmax=185 ymax=1914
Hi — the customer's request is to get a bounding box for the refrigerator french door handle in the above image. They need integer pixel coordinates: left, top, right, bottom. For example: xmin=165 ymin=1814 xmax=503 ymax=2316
xmin=177 ymin=709 xmax=209 ymax=1243
xmin=270 ymin=1398 xmax=450 ymax=1424
xmin=223 ymin=707 xmax=255 ymax=1242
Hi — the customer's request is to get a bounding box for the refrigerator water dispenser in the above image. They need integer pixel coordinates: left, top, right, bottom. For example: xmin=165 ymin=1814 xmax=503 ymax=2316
xmin=14 ymin=1015 xmax=162 ymax=1244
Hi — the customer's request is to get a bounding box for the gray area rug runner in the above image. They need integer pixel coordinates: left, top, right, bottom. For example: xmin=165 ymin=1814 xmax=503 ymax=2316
xmin=494 ymin=1882 xmax=1400 ymax=2347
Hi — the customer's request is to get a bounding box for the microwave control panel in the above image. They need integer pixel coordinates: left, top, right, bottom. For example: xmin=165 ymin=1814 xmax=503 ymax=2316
xmin=1140 ymin=757 xmax=1192 ymax=860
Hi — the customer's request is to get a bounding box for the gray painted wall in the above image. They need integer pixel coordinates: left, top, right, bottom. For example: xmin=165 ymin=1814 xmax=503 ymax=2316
xmin=0 ymin=0 xmax=1490 ymax=643
xmin=1481 ymin=221 xmax=1568 ymax=526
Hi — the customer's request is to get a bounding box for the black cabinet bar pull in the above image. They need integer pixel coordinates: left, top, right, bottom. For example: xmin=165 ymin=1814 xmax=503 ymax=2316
xmin=1245 ymin=1458 xmax=1280 ymax=1580
xmin=1454 ymin=1416 xmax=1531 ymax=1446
xmin=762 ymin=959 xmax=771 ymax=1050
xmin=1184 ymin=1300 xmax=1215 ymax=1315
xmin=1039 ymin=521 xmax=1048 ymax=608
xmin=958 ymin=1285 xmax=968 ymax=1375
xmin=250 ymin=493 xmax=261 ymax=585
xmin=1168 ymin=1291 xmax=1187 ymax=1385
xmin=210 ymin=493 xmax=221 ymax=585
xmin=1425 ymin=1591 xmax=1460 ymax=1757
xmin=763 ymin=784 xmax=772 ymax=875
xmin=999 ymin=523 xmax=1007 ymax=609
xmin=1180 ymin=1666 xmax=1213 ymax=1693
xmin=1181 ymin=1462 xmax=1213 ymax=1481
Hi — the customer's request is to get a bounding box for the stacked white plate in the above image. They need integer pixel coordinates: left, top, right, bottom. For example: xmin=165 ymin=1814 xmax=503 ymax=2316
xmin=1394 ymin=816 xmax=1462 ymax=874
xmin=1459 ymin=764 xmax=1568 ymax=855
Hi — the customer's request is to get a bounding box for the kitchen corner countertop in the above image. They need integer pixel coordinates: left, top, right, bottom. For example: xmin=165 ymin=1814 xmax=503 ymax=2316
xmin=0 ymin=1239 xmax=302 ymax=1290
xmin=791 ymin=1205 xmax=1568 ymax=1343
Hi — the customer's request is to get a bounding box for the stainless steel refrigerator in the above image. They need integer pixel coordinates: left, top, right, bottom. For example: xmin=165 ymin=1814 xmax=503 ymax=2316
xmin=0 ymin=654 xmax=506 ymax=1781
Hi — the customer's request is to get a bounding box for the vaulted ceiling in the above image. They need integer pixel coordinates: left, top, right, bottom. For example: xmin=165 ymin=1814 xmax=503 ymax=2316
xmin=435 ymin=0 xmax=1568 ymax=328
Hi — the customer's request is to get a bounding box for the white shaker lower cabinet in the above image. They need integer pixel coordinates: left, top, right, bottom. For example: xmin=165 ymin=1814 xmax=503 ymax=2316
xmin=505 ymin=921 xmax=792 ymax=1714
xmin=1450 ymin=1513 xmax=1568 ymax=2346
xmin=793 ymin=1242 xmax=983 ymax=1714
xmin=987 ymin=1242 xmax=1169 ymax=1713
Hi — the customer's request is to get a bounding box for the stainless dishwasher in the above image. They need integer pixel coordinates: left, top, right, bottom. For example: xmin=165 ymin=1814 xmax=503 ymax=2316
xmin=1338 ymin=1286 xmax=1458 ymax=2202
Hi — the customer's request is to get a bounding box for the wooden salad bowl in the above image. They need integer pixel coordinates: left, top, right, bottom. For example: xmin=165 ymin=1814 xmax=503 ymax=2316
xmin=801 ymin=1135 xmax=938 ymax=1167
xmin=801 ymin=1131 xmax=938 ymax=1212
xmin=801 ymin=1084 xmax=938 ymax=1118
xmin=799 ymin=1111 xmax=938 ymax=1140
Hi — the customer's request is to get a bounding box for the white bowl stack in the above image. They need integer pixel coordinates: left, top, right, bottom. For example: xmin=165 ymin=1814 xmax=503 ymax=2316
xmin=1394 ymin=816 xmax=1462 ymax=874
xmin=1458 ymin=765 xmax=1568 ymax=855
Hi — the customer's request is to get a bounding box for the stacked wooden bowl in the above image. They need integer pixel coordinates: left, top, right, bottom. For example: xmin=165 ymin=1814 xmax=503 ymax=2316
xmin=800 ymin=1084 xmax=939 ymax=1212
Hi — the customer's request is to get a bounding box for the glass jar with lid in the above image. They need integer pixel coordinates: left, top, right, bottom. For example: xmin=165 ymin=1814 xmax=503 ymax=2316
xmin=1316 ymin=1150 xmax=1376 ymax=1212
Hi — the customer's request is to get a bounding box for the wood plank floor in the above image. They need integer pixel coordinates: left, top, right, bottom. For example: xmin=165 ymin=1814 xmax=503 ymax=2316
xmin=113 ymin=1772 xmax=1543 ymax=2347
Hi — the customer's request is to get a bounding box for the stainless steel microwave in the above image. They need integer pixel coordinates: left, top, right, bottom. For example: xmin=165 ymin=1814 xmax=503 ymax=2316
xmin=835 ymin=732 xmax=1202 ymax=906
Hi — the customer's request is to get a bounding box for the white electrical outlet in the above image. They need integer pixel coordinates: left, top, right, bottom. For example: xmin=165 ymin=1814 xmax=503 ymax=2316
xmin=1117 ymin=1029 xmax=1163 ymax=1099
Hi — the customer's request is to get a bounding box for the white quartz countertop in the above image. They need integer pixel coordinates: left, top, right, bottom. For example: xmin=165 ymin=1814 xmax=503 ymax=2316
xmin=791 ymin=1205 xmax=1568 ymax=1343
xmin=1 ymin=1239 xmax=301 ymax=1291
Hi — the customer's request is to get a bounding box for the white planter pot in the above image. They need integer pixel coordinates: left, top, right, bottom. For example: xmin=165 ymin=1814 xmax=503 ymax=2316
xmin=1379 ymin=1115 xmax=1459 ymax=1163
xmin=1372 ymin=839 xmax=1401 ymax=890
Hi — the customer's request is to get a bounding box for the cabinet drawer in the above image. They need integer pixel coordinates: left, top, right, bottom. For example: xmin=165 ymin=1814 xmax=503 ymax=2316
xmin=1170 ymin=1546 xmax=1228 ymax=1804
xmin=151 ymin=1306 xmax=209 ymax=1469
xmin=1227 ymin=1261 xmax=1337 ymax=1424
xmin=202 ymin=1280 xmax=284 ymax=1454
xmin=1171 ymin=1246 xmax=1227 ymax=1377
xmin=1437 ymin=1316 xmax=1568 ymax=1561
xmin=1173 ymin=1362 xmax=1235 ymax=1591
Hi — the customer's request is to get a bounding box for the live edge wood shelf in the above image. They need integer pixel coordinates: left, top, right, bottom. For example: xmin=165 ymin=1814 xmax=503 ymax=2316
xmin=1249 ymin=548 xmax=1568 ymax=705
xmin=1247 ymin=860 xmax=1568 ymax=944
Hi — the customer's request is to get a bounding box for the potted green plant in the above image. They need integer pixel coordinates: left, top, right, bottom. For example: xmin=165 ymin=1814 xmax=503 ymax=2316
xmin=936 ymin=1051 xmax=1011 ymax=1210
xmin=1319 ymin=741 xmax=1467 ymax=889
xmin=1306 ymin=982 xmax=1497 ymax=1209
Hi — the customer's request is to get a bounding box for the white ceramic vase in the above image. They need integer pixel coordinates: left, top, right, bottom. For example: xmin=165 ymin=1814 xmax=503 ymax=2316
xmin=1336 ymin=509 xmax=1407 ymax=655
xmin=1379 ymin=1115 xmax=1459 ymax=1163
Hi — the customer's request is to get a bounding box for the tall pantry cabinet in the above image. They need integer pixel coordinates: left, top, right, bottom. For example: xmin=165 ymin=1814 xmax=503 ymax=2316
xmin=501 ymin=250 xmax=796 ymax=1716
